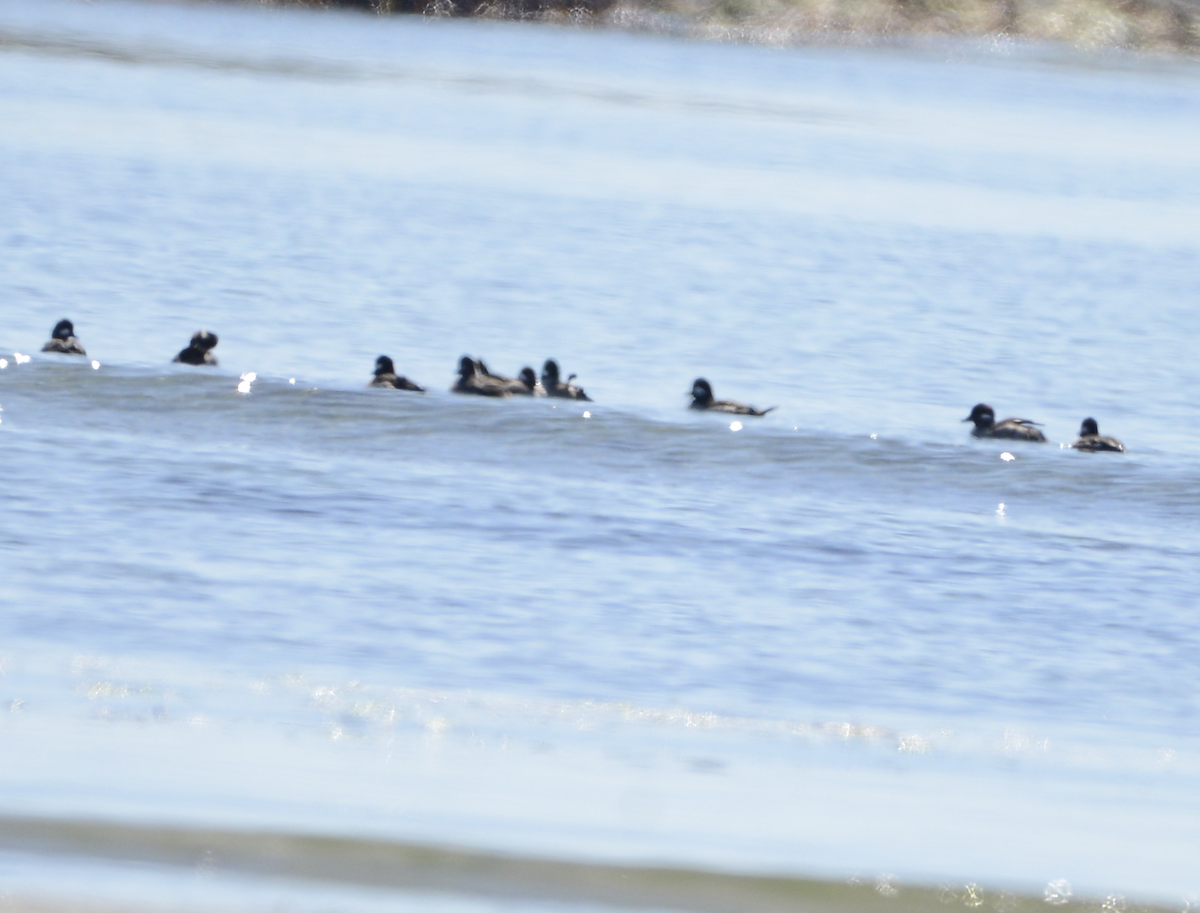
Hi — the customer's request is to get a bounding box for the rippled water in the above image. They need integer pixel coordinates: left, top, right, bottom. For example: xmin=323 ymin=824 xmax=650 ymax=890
xmin=2 ymin=0 xmax=1200 ymax=909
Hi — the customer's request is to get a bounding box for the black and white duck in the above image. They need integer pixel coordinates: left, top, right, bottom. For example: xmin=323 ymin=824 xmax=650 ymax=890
xmin=1070 ymin=417 xmax=1125 ymax=453
xmin=689 ymin=378 xmax=774 ymax=416
xmin=173 ymin=330 xmax=219 ymax=366
xmin=541 ymin=359 xmax=591 ymax=401
xmin=41 ymin=319 xmax=86 ymax=355
xmin=370 ymin=355 xmax=425 ymax=392
xmin=962 ymin=403 xmax=1046 ymax=442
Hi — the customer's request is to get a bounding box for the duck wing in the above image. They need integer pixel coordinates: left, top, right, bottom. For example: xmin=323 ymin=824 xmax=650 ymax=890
xmin=42 ymin=338 xmax=86 ymax=355
xmin=1073 ymin=435 xmax=1124 ymax=452
xmin=712 ymin=400 xmax=773 ymax=416
xmin=994 ymin=419 xmax=1046 ymax=442
xmin=550 ymin=383 xmax=591 ymax=401
xmin=477 ymin=368 xmax=528 ymax=395
xmin=374 ymin=374 xmax=425 ymax=392
xmin=470 ymin=377 xmax=512 ymax=397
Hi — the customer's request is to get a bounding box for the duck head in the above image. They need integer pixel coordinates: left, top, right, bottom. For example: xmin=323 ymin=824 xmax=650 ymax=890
xmin=458 ymin=355 xmax=478 ymax=379
xmin=51 ymin=319 xmax=75 ymax=341
xmin=691 ymin=378 xmax=714 ymax=407
xmin=518 ymin=366 xmax=538 ymax=390
xmin=375 ymin=355 xmax=396 ymax=376
xmin=542 ymin=359 xmax=561 ymax=387
xmin=963 ymin=403 xmax=995 ymax=430
xmin=1079 ymin=417 xmax=1100 ymax=437
xmin=191 ymin=330 xmax=218 ymax=351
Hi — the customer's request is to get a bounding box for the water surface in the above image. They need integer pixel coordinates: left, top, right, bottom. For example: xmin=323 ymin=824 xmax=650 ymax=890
xmin=2 ymin=1 xmax=1200 ymax=909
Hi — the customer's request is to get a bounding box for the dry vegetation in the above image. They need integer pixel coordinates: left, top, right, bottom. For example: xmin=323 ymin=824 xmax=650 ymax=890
xmin=253 ymin=0 xmax=1200 ymax=52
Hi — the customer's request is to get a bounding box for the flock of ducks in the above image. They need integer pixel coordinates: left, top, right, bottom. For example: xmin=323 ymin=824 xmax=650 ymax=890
xmin=35 ymin=320 xmax=1125 ymax=452
xmin=447 ymin=355 xmax=593 ymax=400
xmin=371 ymin=354 xmax=595 ymax=400
xmin=962 ymin=402 xmax=1125 ymax=452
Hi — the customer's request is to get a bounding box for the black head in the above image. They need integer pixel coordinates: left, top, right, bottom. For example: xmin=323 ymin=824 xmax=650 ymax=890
xmin=518 ymin=366 xmax=537 ymax=389
xmin=542 ymin=359 xmax=560 ymax=385
xmin=691 ymin=378 xmax=713 ymax=405
xmin=458 ymin=355 xmax=477 ymax=378
xmin=1079 ymin=417 xmax=1099 ymax=437
xmin=191 ymin=330 xmax=218 ymax=351
xmin=51 ymin=319 xmax=75 ymax=340
xmin=375 ymin=355 xmax=395 ymax=376
xmin=963 ymin=403 xmax=995 ymax=428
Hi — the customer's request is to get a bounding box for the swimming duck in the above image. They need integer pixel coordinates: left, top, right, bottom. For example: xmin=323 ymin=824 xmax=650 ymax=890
xmin=541 ymin=359 xmax=591 ymax=401
xmin=1070 ymin=417 xmax=1125 ymax=453
xmin=962 ymin=403 xmax=1046 ymax=442
xmin=689 ymin=378 xmax=775 ymax=416
xmin=41 ymin=319 xmax=86 ymax=355
xmin=452 ymin=355 xmax=512 ymax=397
xmin=473 ymin=358 xmax=539 ymax=395
xmin=516 ymin=366 xmax=546 ymax=397
xmin=370 ymin=355 xmax=425 ymax=392
xmin=173 ymin=330 xmax=219 ymax=366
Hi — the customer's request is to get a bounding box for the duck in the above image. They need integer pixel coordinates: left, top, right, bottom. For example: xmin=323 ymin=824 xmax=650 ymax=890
xmin=541 ymin=359 xmax=591 ymax=401
xmin=41 ymin=319 xmax=86 ymax=355
xmin=1070 ymin=417 xmax=1125 ymax=453
xmin=962 ymin=403 xmax=1046 ymax=442
xmin=452 ymin=355 xmax=512 ymax=397
xmin=474 ymin=358 xmax=540 ymax=396
xmin=516 ymin=366 xmax=546 ymax=397
xmin=689 ymin=378 xmax=775 ymax=416
xmin=173 ymin=330 xmax=219 ymax=366
xmin=370 ymin=355 xmax=425 ymax=392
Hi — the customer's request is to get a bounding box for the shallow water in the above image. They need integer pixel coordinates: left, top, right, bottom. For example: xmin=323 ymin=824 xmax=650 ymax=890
xmin=2 ymin=0 xmax=1200 ymax=909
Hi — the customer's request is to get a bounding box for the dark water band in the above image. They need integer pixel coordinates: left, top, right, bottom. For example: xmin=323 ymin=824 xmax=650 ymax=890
xmin=0 ymin=813 xmax=1134 ymax=913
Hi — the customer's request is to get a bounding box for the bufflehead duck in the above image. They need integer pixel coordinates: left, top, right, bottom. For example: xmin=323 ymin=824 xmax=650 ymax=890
xmin=1070 ymin=417 xmax=1125 ymax=453
xmin=962 ymin=403 xmax=1046 ymax=442
xmin=452 ymin=356 xmax=512 ymax=397
xmin=41 ymin=319 xmax=86 ymax=355
xmin=173 ymin=330 xmax=219 ymax=366
xmin=689 ymin=378 xmax=775 ymax=416
xmin=370 ymin=355 xmax=425 ymax=392
xmin=516 ymin=366 xmax=546 ymax=396
xmin=541 ymin=359 xmax=591 ymax=401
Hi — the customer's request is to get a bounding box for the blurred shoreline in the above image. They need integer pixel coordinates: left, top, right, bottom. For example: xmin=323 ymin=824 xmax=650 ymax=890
xmin=243 ymin=0 xmax=1200 ymax=55
xmin=0 ymin=814 xmax=1171 ymax=913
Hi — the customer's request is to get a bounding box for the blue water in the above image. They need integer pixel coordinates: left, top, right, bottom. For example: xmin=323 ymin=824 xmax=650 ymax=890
xmin=2 ymin=0 xmax=1200 ymax=909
